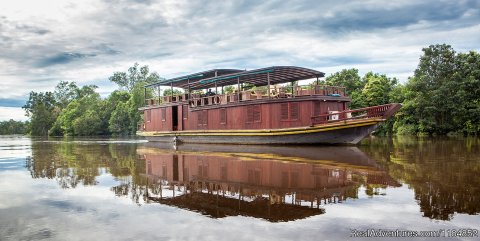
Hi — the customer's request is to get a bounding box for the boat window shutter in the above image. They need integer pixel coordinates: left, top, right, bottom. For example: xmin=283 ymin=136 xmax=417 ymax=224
xmin=202 ymin=110 xmax=208 ymax=125
xmin=314 ymin=101 xmax=321 ymax=116
xmin=182 ymin=105 xmax=188 ymax=119
xmin=290 ymin=103 xmax=299 ymax=120
xmin=145 ymin=110 xmax=151 ymax=122
xmin=253 ymin=105 xmax=261 ymax=122
xmin=161 ymin=108 xmax=166 ymax=121
xmin=247 ymin=105 xmax=254 ymax=123
xmin=220 ymin=108 xmax=227 ymax=124
xmin=281 ymin=103 xmax=289 ymax=120
xmin=197 ymin=111 xmax=203 ymax=126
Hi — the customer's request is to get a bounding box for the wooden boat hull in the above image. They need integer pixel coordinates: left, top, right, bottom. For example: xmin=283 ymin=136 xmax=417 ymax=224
xmin=138 ymin=119 xmax=383 ymax=145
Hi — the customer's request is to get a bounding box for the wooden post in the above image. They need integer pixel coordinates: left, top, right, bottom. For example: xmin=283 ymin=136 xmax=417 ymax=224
xmin=157 ymin=85 xmax=161 ymax=104
xmin=291 ymin=81 xmax=295 ymax=97
xmin=267 ymin=72 xmax=271 ymax=98
xmin=214 ymin=71 xmax=218 ymax=99
xmin=170 ymin=82 xmax=173 ymax=98
xmin=144 ymin=87 xmax=147 ymax=105
xmin=237 ymin=77 xmax=240 ymax=102
xmin=187 ymin=78 xmax=191 ymax=99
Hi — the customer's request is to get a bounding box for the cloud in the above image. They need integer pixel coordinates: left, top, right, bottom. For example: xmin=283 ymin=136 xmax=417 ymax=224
xmin=0 ymin=107 xmax=28 ymax=121
xmin=37 ymin=52 xmax=97 ymax=67
xmin=14 ymin=24 xmax=50 ymax=35
xmin=305 ymin=0 xmax=480 ymax=33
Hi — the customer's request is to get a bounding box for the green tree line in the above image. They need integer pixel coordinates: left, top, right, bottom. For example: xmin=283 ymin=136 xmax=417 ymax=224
xmin=322 ymin=44 xmax=480 ymax=136
xmin=18 ymin=44 xmax=480 ymax=137
xmin=0 ymin=119 xmax=28 ymax=135
xmin=22 ymin=63 xmax=159 ymax=136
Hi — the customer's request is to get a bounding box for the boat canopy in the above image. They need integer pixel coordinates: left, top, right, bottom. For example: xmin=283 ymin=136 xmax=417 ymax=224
xmin=145 ymin=69 xmax=244 ymax=88
xmin=145 ymin=66 xmax=324 ymax=90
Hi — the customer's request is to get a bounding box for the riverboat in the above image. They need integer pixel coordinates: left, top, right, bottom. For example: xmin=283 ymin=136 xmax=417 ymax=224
xmin=137 ymin=66 xmax=400 ymax=144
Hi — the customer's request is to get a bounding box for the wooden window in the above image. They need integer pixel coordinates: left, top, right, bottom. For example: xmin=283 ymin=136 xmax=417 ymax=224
xmin=246 ymin=105 xmax=261 ymax=123
xmin=290 ymin=103 xmax=299 ymax=120
xmin=161 ymin=108 xmax=166 ymax=121
xmin=182 ymin=105 xmax=188 ymax=119
xmin=220 ymin=108 xmax=227 ymax=124
xmin=281 ymin=103 xmax=289 ymax=120
xmin=197 ymin=111 xmax=203 ymax=126
xmin=247 ymin=106 xmax=254 ymax=123
xmin=202 ymin=110 xmax=208 ymax=125
xmin=314 ymin=101 xmax=321 ymax=116
xmin=281 ymin=102 xmax=300 ymax=121
xmin=197 ymin=110 xmax=207 ymax=126
xmin=145 ymin=110 xmax=151 ymax=122
xmin=253 ymin=105 xmax=261 ymax=122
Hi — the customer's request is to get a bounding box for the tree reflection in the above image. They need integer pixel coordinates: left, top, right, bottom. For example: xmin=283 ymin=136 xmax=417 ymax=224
xmin=26 ymin=139 xmax=144 ymax=189
xmin=361 ymin=136 xmax=480 ymax=220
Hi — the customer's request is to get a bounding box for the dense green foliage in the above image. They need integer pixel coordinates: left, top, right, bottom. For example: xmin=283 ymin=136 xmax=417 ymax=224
xmin=322 ymin=44 xmax=479 ymax=136
xmin=395 ymin=44 xmax=480 ymax=136
xmin=109 ymin=63 xmax=162 ymax=92
xmin=0 ymin=120 xmax=27 ymax=135
xmin=23 ymin=63 xmax=159 ymax=136
xmin=323 ymin=69 xmax=402 ymax=135
xmin=19 ymin=45 xmax=479 ymax=136
xmin=23 ymin=91 xmax=57 ymax=136
xmin=325 ymin=68 xmax=365 ymax=109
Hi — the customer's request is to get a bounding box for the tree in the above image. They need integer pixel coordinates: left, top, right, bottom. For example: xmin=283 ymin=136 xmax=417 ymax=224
xmin=54 ymin=81 xmax=80 ymax=109
xmin=97 ymin=90 xmax=131 ymax=135
xmin=455 ymin=51 xmax=480 ymax=134
xmin=224 ymin=86 xmax=235 ymax=94
xmin=127 ymin=82 xmax=151 ymax=134
xmin=109 ymin=102 xmax=131 ymax=135
xmin=325 ymin=69 xmax=365 ymax=109
xmin=396 ymin=44 xmax=477 ymax=135
xmin=361 ymin=72 xmax=401 ymax=135
xmin=162 ymin=88 xmax=183 ymax=96
xmin=0 ymin=120 xmax=27 ymax=135
xmin=361 ymin=72 xmax=398 ymax=106
xmin=23 ymin=91 xmax=57 ymax=136
xmin=49 ymin=87 xmax=102 ymax=136
xmin=108 ymin=63 xmax=162 ymax=92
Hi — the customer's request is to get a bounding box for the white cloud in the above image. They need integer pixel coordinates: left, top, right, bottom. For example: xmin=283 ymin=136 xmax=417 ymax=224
xmin=0 ymin=107 xmax=28 ymax=121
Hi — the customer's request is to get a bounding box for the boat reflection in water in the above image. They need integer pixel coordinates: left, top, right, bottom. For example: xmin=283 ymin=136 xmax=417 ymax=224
xmin=136 ymin=143 xmax=400 ymax=222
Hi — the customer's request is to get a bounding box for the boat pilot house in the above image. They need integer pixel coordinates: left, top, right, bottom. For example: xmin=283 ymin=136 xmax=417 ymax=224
xmin=138 ymin=66 xmax=400 ymax=145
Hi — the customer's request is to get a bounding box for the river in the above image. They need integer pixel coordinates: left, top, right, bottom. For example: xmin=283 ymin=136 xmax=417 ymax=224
xmin=0 ymin=135 xmax=479 ymax=240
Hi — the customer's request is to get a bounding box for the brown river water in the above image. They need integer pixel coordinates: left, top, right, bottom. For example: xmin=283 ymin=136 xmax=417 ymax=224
xmin=0 ymin=135 xmax=479 ymax=240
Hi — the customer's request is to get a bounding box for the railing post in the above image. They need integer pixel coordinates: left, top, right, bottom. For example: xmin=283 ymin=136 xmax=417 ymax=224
xmin=144 ymin=87 xmax=147 ymax=106
xmin=237 ymin=77 xmax=240 ymax=102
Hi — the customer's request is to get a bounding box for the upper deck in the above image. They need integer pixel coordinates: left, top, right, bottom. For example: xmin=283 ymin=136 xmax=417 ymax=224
xmin=142 ymin=66 xmax=349 ymax=110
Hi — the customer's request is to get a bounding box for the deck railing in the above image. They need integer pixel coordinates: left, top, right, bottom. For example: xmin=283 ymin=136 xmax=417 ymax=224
xmin=310 ymin=104 xmax=401 ymax=126
xmin=144 ymin=85 xmax=346 ymax=107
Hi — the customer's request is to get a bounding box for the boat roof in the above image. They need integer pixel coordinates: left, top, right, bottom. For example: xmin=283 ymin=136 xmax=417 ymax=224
xmin=145 ymin=66 xmax=324 ymax=90
xmin=144 ymin=69 xmax=244 ymax=88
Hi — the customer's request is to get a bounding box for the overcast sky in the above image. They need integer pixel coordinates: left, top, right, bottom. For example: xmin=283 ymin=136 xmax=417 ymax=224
xmin=1 ymin=0 xmax=479 ymax=121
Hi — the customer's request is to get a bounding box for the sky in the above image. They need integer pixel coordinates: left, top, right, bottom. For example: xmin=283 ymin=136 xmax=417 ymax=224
xmin=0 ymin=0 xmax=479 ymax=121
